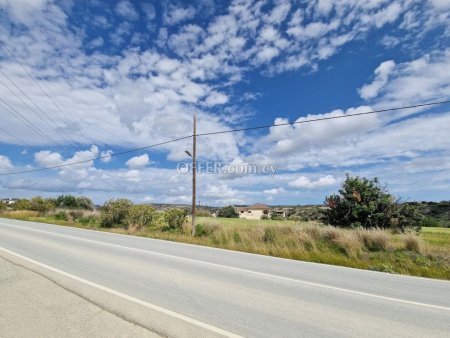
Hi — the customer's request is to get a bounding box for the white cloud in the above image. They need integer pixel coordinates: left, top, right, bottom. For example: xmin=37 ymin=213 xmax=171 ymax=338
xmin=125 ymin=154 xmax=150 ymax=169
xmin=0 ymin=155 xmax=13 ymax=171
xmin=125 ymin=169 xmax=141 ymax=182
xmin=164 ymin=4 xmax=196 ymax=25
xmin=256 ymin=46 xmax=280 ymax=63
xmin=100 ymin=150 xmax=113 ymax=163
xmin=289 ymin=175 xmax=337 ymax=189
xmin=115 ymin=1 xmax=139 ymax=21
xmin=359 ymin=60 xmax=396 ymax=100
xmin=263 ymin=187 xmax=285 ymax=195
xmin=359 ymin=50 xmax=450 ymax=107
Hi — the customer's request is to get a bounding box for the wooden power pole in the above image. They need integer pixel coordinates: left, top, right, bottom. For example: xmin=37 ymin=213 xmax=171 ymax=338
xmin=191 ymin=112 xmax=197 ymax=236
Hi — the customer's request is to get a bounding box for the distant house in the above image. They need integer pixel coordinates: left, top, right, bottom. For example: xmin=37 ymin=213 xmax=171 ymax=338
xmin=236 ymin=203 xmax=270 ymax=220
xmin=271 ymin=208 xmax=287 ymax=218
xmin=1 ymin=198 xmax=18 ymax=205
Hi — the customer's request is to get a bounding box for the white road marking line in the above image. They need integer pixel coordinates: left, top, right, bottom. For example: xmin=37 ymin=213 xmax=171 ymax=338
xmin=1 ymin=221 xmax=449 ymax=312
xmin=0 ymin=246 xmax=243 ymax=338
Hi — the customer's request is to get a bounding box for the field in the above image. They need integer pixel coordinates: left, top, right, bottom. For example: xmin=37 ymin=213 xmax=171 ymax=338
xmin=1 ymin=211 xmax=449 ymax=279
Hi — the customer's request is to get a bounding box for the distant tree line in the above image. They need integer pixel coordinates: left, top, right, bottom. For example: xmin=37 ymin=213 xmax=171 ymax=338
xmin=6 ymin=195 xmax=94 ymax=213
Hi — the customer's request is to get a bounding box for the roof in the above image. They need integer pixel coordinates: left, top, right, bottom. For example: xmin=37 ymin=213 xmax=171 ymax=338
xmin=246 ymin=203 xmax=269 ymax=210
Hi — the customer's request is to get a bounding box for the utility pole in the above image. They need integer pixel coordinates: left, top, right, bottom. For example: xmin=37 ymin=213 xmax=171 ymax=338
xmin=191 ymin=112 xmax=197 ymax=236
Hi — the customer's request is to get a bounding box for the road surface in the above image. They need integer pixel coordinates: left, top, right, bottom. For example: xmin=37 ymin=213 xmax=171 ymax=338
xmin=0 ymin=218 xmax=449 ymax=337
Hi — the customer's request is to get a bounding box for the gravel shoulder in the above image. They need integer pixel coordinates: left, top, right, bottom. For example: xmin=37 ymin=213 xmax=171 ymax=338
xmin=0 ymin=257 xmax=160 ymax=338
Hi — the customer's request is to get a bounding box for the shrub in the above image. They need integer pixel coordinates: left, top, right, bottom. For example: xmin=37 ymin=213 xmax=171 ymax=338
xmin=195 ymin=208 xmax=212 ymax=217
xmin=100 ymin=198 xmax=133 ymax=228
xmin=75 ymin=196 xmax=94 ymax=210
xmin=54 ymin=211 xmax=68 ymax=221
xmin=127 ymin=204 xmax=156 ymax=229
xmin=270 ymin=213 xmax=283 ymax=220
xmin=56 ymin=195 xmax=94 ymax=210
xmin=13 ymin=199 xmax=33 ymax=210
xmin=68 ymin=210 xmax=84 ymax=221
xmin=78 ymin=215 xmax=99 ymax=226
xmin=217 ymin=205 xmax=239 ymax=218
xmin=261 ymin=214 xmax=269 ymax=220
xmin=30 ymin=197 xmax=54 ymax=213
xmin=404 ymin=234 xmax=423 ymax=253
xmin=421 ymin=217 xmax=441 ymax=227
xmin=195 ymin=224 xmax=208 ymax=237
xmin=0 ymin=202 xmax=5 ymax=211
xmin=164 ymin=208 xmax=188 ymax=230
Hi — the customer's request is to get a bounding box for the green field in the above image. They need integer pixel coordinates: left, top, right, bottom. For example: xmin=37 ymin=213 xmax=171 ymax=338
xmin=1 ymin=211 xmax=449 ymax=279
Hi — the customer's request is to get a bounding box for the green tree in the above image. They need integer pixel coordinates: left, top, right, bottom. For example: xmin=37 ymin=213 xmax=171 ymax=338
xmin=324 ymin=175 xmax=422 ymax=231
xmin=56 ymin=195 xmax=77 ymax=208
xmin=164 ymin=208 xmax=188 ymax=230
xmin=56 ymin=195 xmax=94 ymax=210
xmin=75 ymin=196 xmax=94 ymax=210
xmin=217 ymin=205 xmax=239 ymax=218
xmin=127 ymin=204 xmax=156 ymax=229
xmin=100 ymin=198 xmax=133 ymax=228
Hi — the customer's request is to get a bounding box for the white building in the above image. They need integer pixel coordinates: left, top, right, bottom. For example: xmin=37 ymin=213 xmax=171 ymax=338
xmin=236 ymin=203 xmax=270 ymax=220
xmin=1 ymin=198 xmax=18 ymax=205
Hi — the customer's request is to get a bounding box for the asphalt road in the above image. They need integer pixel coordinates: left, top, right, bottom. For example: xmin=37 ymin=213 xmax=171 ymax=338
xmin=0 ymin=218 xmax=449 ymax=338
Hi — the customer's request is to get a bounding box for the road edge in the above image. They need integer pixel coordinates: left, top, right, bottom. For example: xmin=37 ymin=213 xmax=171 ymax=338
xmin=0 ymin=247 xmax=242 ymax=338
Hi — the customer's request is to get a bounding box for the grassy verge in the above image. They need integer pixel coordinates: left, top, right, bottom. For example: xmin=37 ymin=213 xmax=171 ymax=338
xmin=1 ymin=211 xmax=449 ymax=279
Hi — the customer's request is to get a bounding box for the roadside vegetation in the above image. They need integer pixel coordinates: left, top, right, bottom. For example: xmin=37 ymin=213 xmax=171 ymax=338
xmin=1 ymin=176 xmax=449 ymax=279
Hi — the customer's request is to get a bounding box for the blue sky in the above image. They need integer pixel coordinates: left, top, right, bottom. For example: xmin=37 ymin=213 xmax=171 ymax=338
xmin=0 ymin=0 xmax=449 ymax=205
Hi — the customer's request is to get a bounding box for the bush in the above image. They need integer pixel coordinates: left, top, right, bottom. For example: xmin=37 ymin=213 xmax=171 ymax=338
xmin=324 ymin=175 xmax=423 ymax=231
xmin=164 ymin=208 xmax=188 ymax=230
xmin=30 ymin=197 xmax=54 ymax=213
xmin=54 ymin=211 xmax=68 ymax=221
xmin=78 ymin=215 xmax=99 ymax=226
xmin=127 ymin=204 xmax=156 ymax=229
xmin=217 ymin=205 xmax=238 ymax=218
xmin=68 ymin=210 xmax=84 ymax=221
xmin=421 ymin=217 xmax=441 ymax=227
xmin=13 ymin=199 xmax=33 ymax=210
xmin=195 ymin=224 xmax=207 ymax=237
xmin=100 ymin=198 xmax=133 ymax=228
xmin=56 ymin=195 xmax=94 ymax=210
xmin=195 ymin=208 xmax=212 ymax=217
xmin=0 ymin=202 xmax=5 ymax=211
xmin=270 ymin=213 xmax=283 ymax=220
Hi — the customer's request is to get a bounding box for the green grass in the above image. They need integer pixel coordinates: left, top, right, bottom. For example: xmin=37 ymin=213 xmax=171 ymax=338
xmin=1 ymin=211 xmax=449 ymax=280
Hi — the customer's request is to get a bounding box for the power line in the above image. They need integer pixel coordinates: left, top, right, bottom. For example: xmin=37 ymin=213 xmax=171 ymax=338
xmin=0 ymin=39 xmax=95 ymax=146
xmin=197 ymin=100 xmax=450 ymax=136
xmin=0 ymin=125 xmax=32 ymax=148
xmin=0 ymin=135 xmax=193 ymax=176
xmin=1 ymin=99 xmax=448 ymax=176
xmin=0 ymin=72 xmax=79 ymax=147
xmin=0 ymin=98 xmax=66 ymax=150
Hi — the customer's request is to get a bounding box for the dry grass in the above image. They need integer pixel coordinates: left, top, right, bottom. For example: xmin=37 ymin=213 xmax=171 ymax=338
xmin=0 ymin=210 xmax=40 ymax=219
xmin=404 ymin=233 xmax=423 ymax=253
xmin=358 ymin=229 xmax=389 ymax=251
